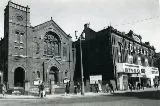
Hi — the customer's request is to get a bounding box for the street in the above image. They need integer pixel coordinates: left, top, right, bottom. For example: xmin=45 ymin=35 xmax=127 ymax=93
xmin=0 ymin=89 xmax=160 ymax=106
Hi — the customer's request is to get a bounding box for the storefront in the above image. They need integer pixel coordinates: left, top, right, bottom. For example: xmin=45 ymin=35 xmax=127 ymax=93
xmin=142 ymin=67 xmax=159 ymax=87
xmin=116 ymin=63 xmax=159 ymax=90
xmin=116 ymin=63 xmax=142 ymax=90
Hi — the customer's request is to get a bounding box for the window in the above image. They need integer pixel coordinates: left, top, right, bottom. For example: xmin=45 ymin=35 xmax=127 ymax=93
xmin=14 ymin=31 xmax=24 ymax=51
xmin=145 ymin=58 xmax=149 ymax=66
xmin=65 ymin=71 xmax=67 ymax=78
xmin=128 ymin=55 xmax=133 ymax=64
xmin=63 ymin=47 xmax=67 ymax=57
xmin=137 ymin=56 xmax=142 ymax=65
xmin=37 ymin=71 xmax=40 ymax=78
xmin=44 ymin=31 xmax=60 ymax=56
xmin=35 ymin=42 xmax=40 ymax=54
xmin=20 ymin=33 xmax=24 ymax=43
xmin=15 ymin=31 xmax=24 ymax=44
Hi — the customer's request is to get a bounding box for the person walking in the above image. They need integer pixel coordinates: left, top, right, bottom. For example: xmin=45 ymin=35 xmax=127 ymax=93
xmin=2 ymin=83 xmax=7 ymax=98
xmin=141 ymin=82 xmax=144 ymax=90
xmin=39 ymin=82 xmax=45 ymax=98
xmin=98 ymin=80 xmax=102 ymax=93
xmin=74 ymin=84 xmax=77 ymax=94
xmin=154 ymin=82 xmax=159 ymax=89
xmin=77 ymin=82 xmax=80 ymax=93
xmin=65 ymin=82 xmax=70 ymax=95
xmin=94 ymin=82 xmax=99 ymax=93
xmin=105 ymin=83 xmax=110 ymax=93
xmin=109 ymin=83 xmax=114 ymax=93
xmin=137 ymin=82 xmax=141 ymax=90
xmin=128 ymin=83 xmax=132 ymax=92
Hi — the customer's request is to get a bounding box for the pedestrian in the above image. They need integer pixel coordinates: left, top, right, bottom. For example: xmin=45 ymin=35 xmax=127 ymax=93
xmin=39 ymin=82 xmax=45 ymax=98
xmin=74 ymin=84 xmax=77 ymax=94
xmin=137 ymin=82 xmax=141 ymax=90
xmin=94 ymin=82 xmax=99 ymax=93
xmin=90 ymin=84 xmax=92 ymax=92
xmin=155 ymin=82 xmax=158 ymax=89
xmin=105 ymin=83 xmax=110 ymax=93
xmin=2 ymin=83 xmax=7 ymax=98
xmin=98 ymin=80 xmax=102 ymax=93
xmin=109 ymin=83 xmax=114 ymax=93
xmin=77 ymin=82 xmax=80 ymax=93
xmin=65 ymin=82 xmax=70 ymax=95
xmin=128 ymin=83 xmax=132 ymax=91
xmin=141 ymin=82 xmax=144 ymax=90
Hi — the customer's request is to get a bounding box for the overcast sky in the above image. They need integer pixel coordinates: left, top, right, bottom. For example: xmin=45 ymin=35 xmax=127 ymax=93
xmin=0 ymin=0 xmax=160 ymax=52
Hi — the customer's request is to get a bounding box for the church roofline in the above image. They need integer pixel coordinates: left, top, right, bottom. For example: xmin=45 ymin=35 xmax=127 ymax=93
xmin=33 ymin=20 xmax=72 ymax=39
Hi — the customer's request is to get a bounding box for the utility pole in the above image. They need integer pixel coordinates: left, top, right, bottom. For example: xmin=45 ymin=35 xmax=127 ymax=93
xmin=75 ymin=30 xmax=85 ymax=95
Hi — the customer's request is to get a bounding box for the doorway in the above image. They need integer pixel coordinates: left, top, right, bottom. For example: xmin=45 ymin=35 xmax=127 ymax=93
xmin=49 ymin=66 xmax=59 ymax=84
xmin=14 ymin=67 xmax=25 ymax=87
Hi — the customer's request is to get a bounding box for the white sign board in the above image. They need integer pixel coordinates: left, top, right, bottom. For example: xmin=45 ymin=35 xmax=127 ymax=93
xmin=116 ymin=63 xmax=141 ymax=74
xmin=33 ymin=80 xmax=41 ymax=86
xmin=90 ymin=75 xmax=102 ymax=84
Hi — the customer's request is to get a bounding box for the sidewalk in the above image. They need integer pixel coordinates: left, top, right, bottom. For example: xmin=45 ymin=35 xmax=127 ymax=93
xmin=0 ymin=87 xmax=159 ymax=99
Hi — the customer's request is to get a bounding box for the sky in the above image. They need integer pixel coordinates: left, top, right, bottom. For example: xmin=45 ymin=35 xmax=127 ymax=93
xmin=0 ymin=0 xmax=160 ymax=52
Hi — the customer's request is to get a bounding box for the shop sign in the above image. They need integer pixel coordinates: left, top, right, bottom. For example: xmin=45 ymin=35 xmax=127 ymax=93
xmin=151 ymin=67 xmax=159 ymax=74
xmin=124 ymin=63 xmax=141 ymax=73
xmin=125 ymin=68 xmax=140 ymax=73
xmin=116 ymin=63 xmax=141 ymax=73
xmin=90 ymin=75 xmax=102 ymax=84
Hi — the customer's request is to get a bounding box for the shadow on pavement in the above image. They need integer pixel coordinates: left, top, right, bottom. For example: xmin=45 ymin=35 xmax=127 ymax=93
xmin=106 ymin=90 xmax=160 ymax=100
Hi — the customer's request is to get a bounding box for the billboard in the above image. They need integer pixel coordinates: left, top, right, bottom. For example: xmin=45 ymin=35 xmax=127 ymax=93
xmin=89 ymin=75 xmax=102 ymax=84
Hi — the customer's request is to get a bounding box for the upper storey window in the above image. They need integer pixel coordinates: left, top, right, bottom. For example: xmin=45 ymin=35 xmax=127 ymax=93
xmin=44 ymin=31 xmax=60 ymax=56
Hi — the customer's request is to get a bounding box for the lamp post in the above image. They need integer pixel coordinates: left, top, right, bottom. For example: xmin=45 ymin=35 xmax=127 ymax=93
xmin=75 ymin=30 xmax=85 ymax=95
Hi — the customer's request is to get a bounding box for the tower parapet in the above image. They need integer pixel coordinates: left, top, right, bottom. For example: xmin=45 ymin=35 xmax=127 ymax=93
xmin=7 ymin=1 xmax=30 ymax=12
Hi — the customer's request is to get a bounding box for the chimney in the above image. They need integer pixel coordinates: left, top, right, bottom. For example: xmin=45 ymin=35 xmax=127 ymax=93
xmin=84 ymin=23 xmax=90 ymax=29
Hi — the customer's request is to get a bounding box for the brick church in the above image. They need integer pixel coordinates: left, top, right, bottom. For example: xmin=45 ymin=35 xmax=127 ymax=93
xmin=0 ymin=1 xmax=74 ymax=92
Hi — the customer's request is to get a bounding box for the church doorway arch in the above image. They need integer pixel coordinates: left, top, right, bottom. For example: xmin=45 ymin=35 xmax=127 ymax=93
xmin=14 ymin=67 xmax=25 ymax=87
xmin=49 ymin=66 xmax=59 ymax=84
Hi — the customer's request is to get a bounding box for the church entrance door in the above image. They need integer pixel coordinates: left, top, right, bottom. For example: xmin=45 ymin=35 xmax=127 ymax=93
xmin=49 ymin=66 xmax=59 ymax=84
xmin=14 ymin=67 xmax=25 ymax=87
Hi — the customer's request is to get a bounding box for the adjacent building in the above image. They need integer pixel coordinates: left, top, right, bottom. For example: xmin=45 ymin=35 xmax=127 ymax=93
xmin=0 ymin=1 xmax=74 ymax=92
xmin=74 ymin=24 xmax=159 ymax=90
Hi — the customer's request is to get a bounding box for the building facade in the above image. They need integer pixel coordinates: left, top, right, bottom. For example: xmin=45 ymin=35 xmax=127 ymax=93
xmin=74 ymin=24 xmax=159 ymax=90
xmin=0 ymin=1 xmax=74 ymax=91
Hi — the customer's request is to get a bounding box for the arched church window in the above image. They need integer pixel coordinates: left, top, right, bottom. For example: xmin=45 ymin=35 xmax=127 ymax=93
xmin=37 ymin=71 xmax=40 ymax=78
xmin=44 ymin=31 xmax=60 ymax=56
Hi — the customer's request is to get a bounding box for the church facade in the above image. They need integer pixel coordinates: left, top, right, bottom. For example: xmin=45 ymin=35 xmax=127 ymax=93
xmin=0 ymin=1 xmax=74 ymax=91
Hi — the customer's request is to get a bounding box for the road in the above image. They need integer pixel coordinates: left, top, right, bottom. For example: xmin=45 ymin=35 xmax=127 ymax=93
xmin=0 ymin=90 xmax=160 ymax=106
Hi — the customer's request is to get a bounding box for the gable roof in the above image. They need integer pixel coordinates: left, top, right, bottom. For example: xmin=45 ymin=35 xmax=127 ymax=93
xmin=33 ymin=19 xmax=72 ymax=39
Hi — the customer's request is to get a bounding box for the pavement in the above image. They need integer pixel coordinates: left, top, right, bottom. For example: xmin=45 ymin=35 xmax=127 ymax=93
xmin=0 ymin=87 xmax=159 ymax=100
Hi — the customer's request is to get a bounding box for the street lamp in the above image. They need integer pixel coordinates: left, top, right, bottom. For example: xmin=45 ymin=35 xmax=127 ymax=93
xmin=75 ymin=30 xmax=85 ymax=95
